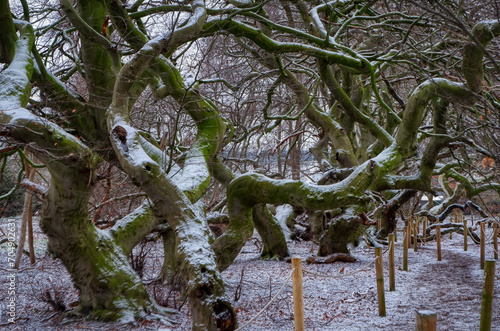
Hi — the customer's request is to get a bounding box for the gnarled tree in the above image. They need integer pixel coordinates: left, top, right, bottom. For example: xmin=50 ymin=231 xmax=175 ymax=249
xmin=1 ymin=0 xmax=499 ymax=329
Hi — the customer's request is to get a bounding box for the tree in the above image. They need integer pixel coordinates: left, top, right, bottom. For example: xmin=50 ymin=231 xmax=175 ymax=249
xmin=1 ymin=0 xmax=499 ymax=329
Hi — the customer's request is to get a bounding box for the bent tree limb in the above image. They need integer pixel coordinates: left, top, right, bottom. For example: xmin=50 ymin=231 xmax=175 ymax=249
xmin=106 ymin=2 xmax=235 ymax=329
xmin=252 ymin=203 xmax=290 ymax=259
xmin=3 ymin=1 xmax=500 ymax=329
xmin=380 ymin=189 xmax=417 ymax=238
xmin=111 ymin=0 xmax=290 ymax=278
xmin=210 ymin=159 xmax=290 ymax=261
xmin=213 ymin=19 xmax=500 ymax=269
xmin=212 ymin=169 xmax=376 ymax=271
xmin=0 ymin=18 xmax=156 ymax=321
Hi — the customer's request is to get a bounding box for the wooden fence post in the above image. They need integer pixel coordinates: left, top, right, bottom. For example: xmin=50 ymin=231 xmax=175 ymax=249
xmin=414 ymin=220 xmax=418 ymax=252
xmin=463 ymin=219 xmax=468 ymax=251
xmin=480 ymin=260 xmax=496 ymax=331
xmin=394 ymin=222 xmax=397 ymax=242
xmin=375 ymin=247 xmax=386 ymax=317
xmin=494 ymin=223 xmax=498 ymax=260
xmin=416 ymin=310 xmax=437 ymax=331
xmin=436 ymin=225 xmax=441 ymax=262
xmin=450 ymin=214 xmax=453 ymax=240
xmin=422 ymin=218 xmax=427 ymax=245
xmin=291 ymin=258 xmax=305 ymax=331
xmin=407 ymin=218 xmax=412 ymax=249
xmin=480 ymin=222 xmax=486 ymax=270
xmin=403 ymin=226 xmax=408 ymax=271
xmin=388 ymin=234 xmax=395 ymax=291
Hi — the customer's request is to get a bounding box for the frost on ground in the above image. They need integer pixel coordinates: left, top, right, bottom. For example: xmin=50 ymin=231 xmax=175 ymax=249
xmin=0 ymin=217 xmax=499 ymax=330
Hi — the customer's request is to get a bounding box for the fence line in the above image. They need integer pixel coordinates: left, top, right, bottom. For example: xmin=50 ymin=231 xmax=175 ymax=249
xmin=237 ymin=241 xmax=393 ymax=329
xmin=302 ymin=242 xmax=392 ymax=279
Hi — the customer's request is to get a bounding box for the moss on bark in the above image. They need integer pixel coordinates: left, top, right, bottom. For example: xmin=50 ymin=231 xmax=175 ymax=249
xmin=0 ymin=0 xmax=17 ymax=63
xmin=39 ymin=149 xmax=156 ymax=322
xmin=319 ymin=215 xmax=365 ymax=256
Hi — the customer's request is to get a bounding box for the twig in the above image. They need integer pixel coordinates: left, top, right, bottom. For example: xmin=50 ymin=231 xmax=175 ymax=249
xmin=234 ymin=267 xmax=245 ymax=301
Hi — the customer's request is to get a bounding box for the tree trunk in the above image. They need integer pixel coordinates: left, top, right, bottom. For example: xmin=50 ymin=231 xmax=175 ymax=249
xmin=14 ymin=157 xmax=34 ymax=268
xmin=40 ymin=163 xmax=156 ymax=322
xmin=308 ymin=211 xmax=326 ymax=242
xmin=318 ymin=212 xmax=365 ymax=256
xmin=213 ymin=170 xmax=377 ymax=270
xmin=252 ymin=204 xmax=289 ymax=259
xmin=290 ymin=120 xmax=301 ymax=180
xmin=160 ymin=227 xmax=178 ymax=284
xmin=380 ymin=190 xmax=417 ymax=238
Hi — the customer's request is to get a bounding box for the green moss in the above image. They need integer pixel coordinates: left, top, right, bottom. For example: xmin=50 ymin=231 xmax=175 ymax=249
xmin=212 ymin=205 xmax=253 ymax=271
xmin=0 ymin=1 xmax=17 ymax=63
xmin=253 ymin=204 xmax=289 ymax=260
xmin=319 ymin=215 xmax=365 ymax=256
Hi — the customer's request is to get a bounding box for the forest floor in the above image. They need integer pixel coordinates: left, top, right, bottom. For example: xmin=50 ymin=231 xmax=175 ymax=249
xmin=1 ymin=216 xmax=499 ymax=330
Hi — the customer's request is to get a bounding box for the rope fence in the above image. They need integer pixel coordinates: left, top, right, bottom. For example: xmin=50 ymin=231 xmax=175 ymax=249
xmin=302 ymin=257 xmax=377 ymax=279
xmin=236 ymin=241 xmax=394 ymax=329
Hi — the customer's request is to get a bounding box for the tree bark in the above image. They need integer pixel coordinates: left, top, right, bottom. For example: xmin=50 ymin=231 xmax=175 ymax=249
xmin=380 ymin=190 xmax=417 ymax=238
xmin=318 ymin=211 xmax=366 ymax=256
xmin=252 ymin=204 xmax=289 ymax=259
xmin=40 ymin=169 xmax=156 ymax=321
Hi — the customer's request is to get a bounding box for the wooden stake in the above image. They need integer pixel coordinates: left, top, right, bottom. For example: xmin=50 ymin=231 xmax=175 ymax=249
xmin=494 ymin=223 xmax=498 ymax=260
xmin=480 ymin=222 xmax=486 ymax=270
xmin=403 ymin=226 xmax=408 ymax=271
xmin=422 ymin=218 xmax=427 ymax=244
xmin=375 ymin=247 xmax=386 ymax=317
xmin=479 ymin=260 xmax=496 ymax=331
xmin=450 ymin=212 xmax=455 ymax=239
xmin=291 ymin=258 xmax=305 ymax=331
xmin=389 ymin=234 xmax=395 ymax=291
xmin=463 ymin=219 xmax=468 ymax=252
xmin=436 ymin=225 xmax=441 ymax=262
xmin=394 ymin=222 xmax=397 ymax=242
xmin=414 ymin=220 xmax=418 ymax=252
xmin=407 ymin=219 xmax=412 ymax=249
xmin=416 ymin=310 xmax=437 ymax=331
xmin=377 ymin=218 xmax=382 ymax=231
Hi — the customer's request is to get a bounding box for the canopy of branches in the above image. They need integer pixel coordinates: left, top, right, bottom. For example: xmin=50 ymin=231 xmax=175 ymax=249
xmin=1 ymin=0 xmax=499 ymax=329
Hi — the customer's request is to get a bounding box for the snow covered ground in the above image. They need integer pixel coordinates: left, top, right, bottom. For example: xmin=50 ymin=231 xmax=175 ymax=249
xmin=1 ymin=217 xmax=499 ymax=330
